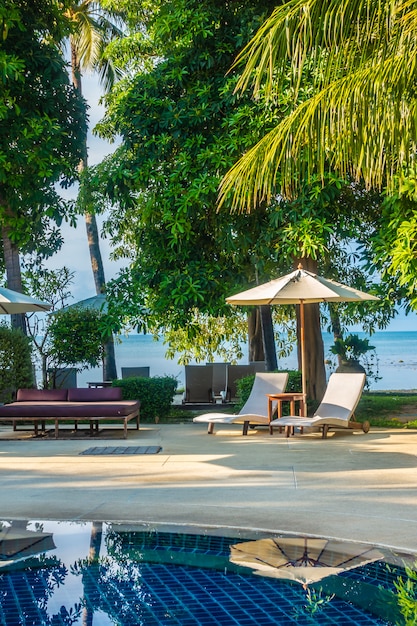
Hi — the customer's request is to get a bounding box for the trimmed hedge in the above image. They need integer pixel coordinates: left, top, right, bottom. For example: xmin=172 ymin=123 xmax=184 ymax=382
xmin=236 ymin=370 xmax=302 ymax=411
xmin=112 ymin=376 xmax=177 ymax=422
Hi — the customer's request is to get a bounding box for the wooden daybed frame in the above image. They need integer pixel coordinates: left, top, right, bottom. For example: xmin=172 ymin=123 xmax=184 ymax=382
xmin=0 ymin=387 xmax=140 ymax=439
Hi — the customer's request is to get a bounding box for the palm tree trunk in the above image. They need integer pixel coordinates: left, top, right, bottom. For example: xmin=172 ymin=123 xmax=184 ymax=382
xmin=71 ymin=45 xmax=117 ymax=380
xmin=82 ymin=521 xmax=103 ymax=626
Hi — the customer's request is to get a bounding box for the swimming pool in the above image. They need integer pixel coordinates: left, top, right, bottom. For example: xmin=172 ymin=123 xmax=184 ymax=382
xmin=0 ymin=520 xmax=414 ymax=625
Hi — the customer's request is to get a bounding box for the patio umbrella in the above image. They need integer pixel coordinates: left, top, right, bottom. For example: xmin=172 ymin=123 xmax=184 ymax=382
xmin=0 ymin=286 xmax=51 ymax=314
xmin=61 ymin=294 xmax=108 ymax=313
xmin=226 ymin=266 xmax=379 ymax=412
xmin=230 ymin=536 xmax=384 ymax=586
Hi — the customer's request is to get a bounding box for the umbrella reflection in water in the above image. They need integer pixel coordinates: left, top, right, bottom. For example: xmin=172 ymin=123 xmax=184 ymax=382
xmin=230 ymin=536 xmax=384 ymax=587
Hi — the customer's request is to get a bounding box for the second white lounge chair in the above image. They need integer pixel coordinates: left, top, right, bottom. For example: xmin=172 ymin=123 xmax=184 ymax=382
xmin=193 ymin=372 xmax=288 ymax=435
xmin=270 ymin=372 xmax=369 ymax=439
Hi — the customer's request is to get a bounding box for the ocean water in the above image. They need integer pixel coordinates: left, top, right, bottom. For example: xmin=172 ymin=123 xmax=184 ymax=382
xmin=76 ymin=331 xmax=417 ymax=391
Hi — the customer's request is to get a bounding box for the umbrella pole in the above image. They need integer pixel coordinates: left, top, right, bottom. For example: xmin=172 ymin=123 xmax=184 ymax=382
xmin=300 ymin=301 xmax=307 ymax=416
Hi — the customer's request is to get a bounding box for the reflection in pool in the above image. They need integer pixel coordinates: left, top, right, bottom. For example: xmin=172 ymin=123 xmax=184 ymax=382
xmin=0 ymin=520 xmax=414 ymax=625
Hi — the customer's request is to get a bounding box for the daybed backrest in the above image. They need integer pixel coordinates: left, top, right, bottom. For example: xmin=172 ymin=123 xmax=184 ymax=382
xmin=239 ymin=372 xmax=288 ymax=416
xmin=313 ymin=373 xmax=366 ymax=421
xmin=67 ymin=387 xmax=122 ymax=402
xmin=16 ymin=388 xmax=68 ymax=402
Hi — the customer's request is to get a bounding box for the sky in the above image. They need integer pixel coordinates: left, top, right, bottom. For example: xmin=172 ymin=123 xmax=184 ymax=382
xmin=46 ymin=74 xmax=417 ymax=332
xmin=44 ymin=74 xmax=122 ymax=304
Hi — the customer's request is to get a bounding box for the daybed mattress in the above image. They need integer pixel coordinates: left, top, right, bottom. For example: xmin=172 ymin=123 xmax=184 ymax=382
xmin=0 ymin=400 xmax=139 ymax=418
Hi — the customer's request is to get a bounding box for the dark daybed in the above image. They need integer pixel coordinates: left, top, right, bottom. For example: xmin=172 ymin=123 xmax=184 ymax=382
xmin=0 ymin=387 xmax=140 ymax=438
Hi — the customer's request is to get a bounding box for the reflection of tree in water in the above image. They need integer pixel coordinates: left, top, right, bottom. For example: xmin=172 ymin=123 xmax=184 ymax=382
xmin=71 ymin=527 xmax=160 ymax=625
xmin=0 ymin=520 xmax=81 ymax=626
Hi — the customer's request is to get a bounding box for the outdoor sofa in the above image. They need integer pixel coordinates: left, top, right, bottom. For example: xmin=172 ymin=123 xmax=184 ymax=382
xmin=0 ymin=387 xmax=140 ymax=439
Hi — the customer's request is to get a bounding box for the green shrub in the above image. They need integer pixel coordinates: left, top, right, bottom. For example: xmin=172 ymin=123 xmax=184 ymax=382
xmin=112 ymin=376 xmax=177 ymax=422
xmin=0 ymin=323 xmax=34 ymax=402
xmin=235 ymin=370 xmax=302 ymax=410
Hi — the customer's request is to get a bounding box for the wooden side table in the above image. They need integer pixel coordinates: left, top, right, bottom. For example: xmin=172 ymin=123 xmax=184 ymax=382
xmin=267 ymin=392 xmax=306 ymax=435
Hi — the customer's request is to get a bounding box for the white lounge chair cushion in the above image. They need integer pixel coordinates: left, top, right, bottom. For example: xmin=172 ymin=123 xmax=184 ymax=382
xmin=270 ymin=373 xmax=366 ymax=430
xmin=193 ymin=372 xmax=289 ymax=430
xmin=193 ymin=412 xmax=269 ymax=425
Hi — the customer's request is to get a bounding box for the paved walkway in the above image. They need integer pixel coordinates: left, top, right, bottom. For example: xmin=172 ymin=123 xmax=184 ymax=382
xmin=0 ymin=423 xmax=416 ymax=554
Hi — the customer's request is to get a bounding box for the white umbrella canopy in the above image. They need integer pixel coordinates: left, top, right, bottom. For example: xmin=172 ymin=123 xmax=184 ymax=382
xmin=226 ymin=266 xmax=379 ymax=408
xmin=0 ymin=287 xmax=51 ymax=314
xmin=61 ymin=294 xmax=108 ymax=313
xmin=226 ymin=267 xmax=379 ymax=306
xmin=230 ymin=536 xmax=384 ymax=587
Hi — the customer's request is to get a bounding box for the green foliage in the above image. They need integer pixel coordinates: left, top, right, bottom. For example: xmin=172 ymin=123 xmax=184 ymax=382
xmin=0 ymin=0 xmax=86 ymax=257
xmin=163 ymin=312 xmax=247 ymax=365
xmin=236 ymin=370 xmax=302 ymax=410
xmin=220 ymin=0 xmax=417 ymax=205
xmin=330 ymin=334 xmax=375 ymax=362
xmin=292 ymin=588 xmax=335 ymax=621
xmin=90 ymin=0 xmax=289 ymax=345
xmin=0 ymin=322 xmax=33 ymax=402
xmin=89 ymin=0 xmax=390 ymax=372
xmin=48 ymin=308 xmax=106 ymax=371
xmin=392 ymin=562 xmax=417 ymax=625
xmin=371 ymin=172 xmax=417 ymax=313
xmin=112 ymin=376 xmax=177 ymax=421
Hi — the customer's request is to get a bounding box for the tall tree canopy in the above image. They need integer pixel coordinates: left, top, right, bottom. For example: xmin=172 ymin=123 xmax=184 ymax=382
xmin=92 ymin=0 xmax=286 ymax=358
xmin=91 ymin=0 xmax=387 ymax=398
xmin=0 ymin=0 xmax=86 ymax=326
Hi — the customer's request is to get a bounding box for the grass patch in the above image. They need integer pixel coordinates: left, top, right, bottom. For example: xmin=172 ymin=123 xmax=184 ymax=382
xmin=158 ymin=404 xmax=236 ymax=424
xmin=356 ymin=393 xmax=417 ymax=428
xmin=149 ymin=392 xmax=417 ymax=427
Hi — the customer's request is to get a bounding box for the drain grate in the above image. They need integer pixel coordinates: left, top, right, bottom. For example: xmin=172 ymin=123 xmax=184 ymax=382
xmin=79 ymin=445 xmax=162 ymax=456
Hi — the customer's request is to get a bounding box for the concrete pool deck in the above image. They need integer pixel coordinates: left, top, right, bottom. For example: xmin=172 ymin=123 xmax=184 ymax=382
xmin=0 ymin=423 xmax=416 ymax=555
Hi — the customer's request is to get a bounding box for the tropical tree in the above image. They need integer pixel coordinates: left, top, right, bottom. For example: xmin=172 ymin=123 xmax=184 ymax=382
xmin=0 ymin=0 xmax=86 ymax=331
xmin=219 ymin=0 xmax=417 ymax=209
xmin=86 ymin=0 xmax=394 ymax=400
xmin=64 ymin=0 xmax=125 ymax=380
xmin=95 ymin=0 xmax=394 ymax=399
xmin=92 ymin=0 xmax=291 ymax=370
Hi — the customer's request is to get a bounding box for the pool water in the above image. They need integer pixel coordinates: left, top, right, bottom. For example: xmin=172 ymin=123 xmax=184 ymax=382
xmin=0 ymin=520 xmax=414 ymax=625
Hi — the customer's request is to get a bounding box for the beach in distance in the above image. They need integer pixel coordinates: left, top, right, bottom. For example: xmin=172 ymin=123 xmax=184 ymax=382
xmin=75 ymin=331 xmax=417 ymax=392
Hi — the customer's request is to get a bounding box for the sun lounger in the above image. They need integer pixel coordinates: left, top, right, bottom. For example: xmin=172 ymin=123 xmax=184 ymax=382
xmin=224 ymin=362 xmax=266 ymax=401
xmin=121 ymin=367 xmax=150 ymax=378
xmin=270 ymin=372 xmax=369 ymax=439
xmin=182 ymin=364 xmax=214 ymax=404
xmin=210 ymin=362 xmax=229 ymax=401
xmin=193 ymin=372 xmax=288 ymax=434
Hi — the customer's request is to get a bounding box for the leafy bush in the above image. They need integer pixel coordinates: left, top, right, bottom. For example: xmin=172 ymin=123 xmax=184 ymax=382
xmin=48 ymin=308 xmax=105 ymax=370
xmin=0 ymin=323 xmax=34 ymax=402
xmin=112 ymin=376 xmax=177 ymax=422
xmin=235 ymin=370 xmax=302 ymax=410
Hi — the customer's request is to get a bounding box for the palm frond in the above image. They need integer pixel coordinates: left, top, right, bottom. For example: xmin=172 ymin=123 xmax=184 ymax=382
xmin=67 ymin=0 xmax=125 ymax=91
xmin=220 ymin=47 xmax=417 ymax=210
xmin=222 ymin=0 xmax=417 ymax=207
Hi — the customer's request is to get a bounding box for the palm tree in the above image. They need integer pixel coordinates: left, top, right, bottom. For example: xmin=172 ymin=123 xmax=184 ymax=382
xmin=65 ymin=1 xmax=124 ymax=380
xmin=219 ymin=0 xmax=417 ymax=209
